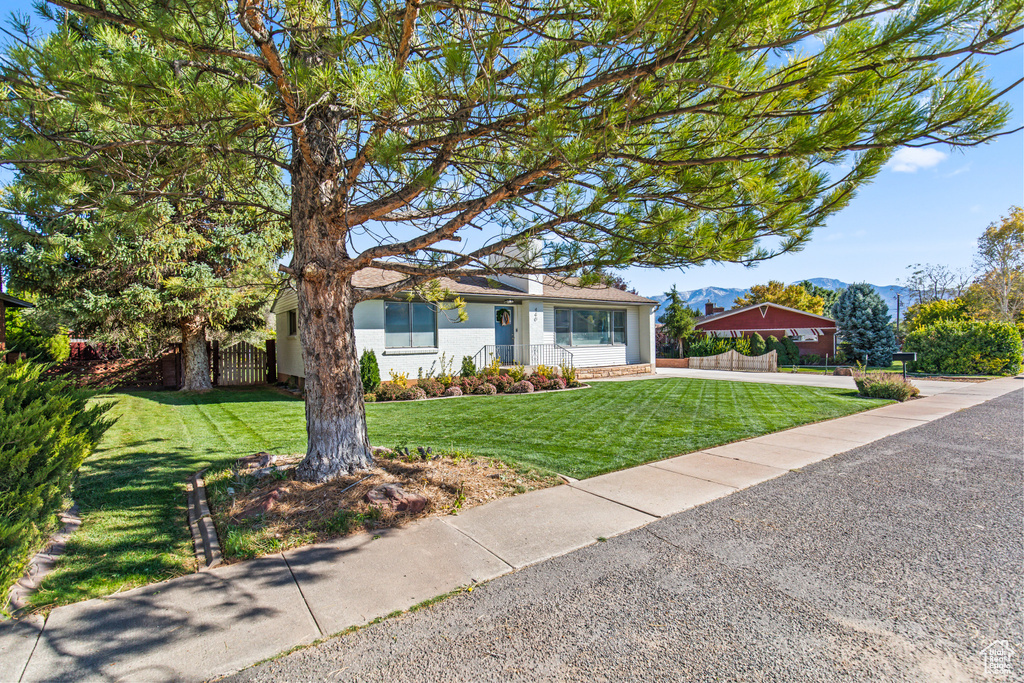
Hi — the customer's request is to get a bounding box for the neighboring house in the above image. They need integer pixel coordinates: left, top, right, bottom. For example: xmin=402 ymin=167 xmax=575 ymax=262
xmin=694 ymin=301 xmax=837 ymax=358
xmin=271 ymin=268 xmax=658 ymax=385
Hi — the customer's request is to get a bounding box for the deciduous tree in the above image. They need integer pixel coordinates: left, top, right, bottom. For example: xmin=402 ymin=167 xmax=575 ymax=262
xmin=734 ymin=280 xmax=826 ymax=315
xmin=1 ymin=0 xmax=1020 ymax=480
xmin=973 ymin=206 xmax=1024 ymax=322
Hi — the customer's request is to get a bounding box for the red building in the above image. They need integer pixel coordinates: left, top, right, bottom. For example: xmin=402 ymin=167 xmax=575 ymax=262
xmin=694 ymin=301 xmax=837 ymax=358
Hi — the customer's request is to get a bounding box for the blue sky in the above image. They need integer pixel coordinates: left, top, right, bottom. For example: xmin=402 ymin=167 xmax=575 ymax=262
xmin=1 ymin=1 xmax=1020 ymax=296
xmin=622 ymin=43 xmax=1023 ymax=295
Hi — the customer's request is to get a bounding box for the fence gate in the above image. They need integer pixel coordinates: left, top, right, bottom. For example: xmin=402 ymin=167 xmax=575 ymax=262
xmin=215 ymin=341 xmax=270 ymax=386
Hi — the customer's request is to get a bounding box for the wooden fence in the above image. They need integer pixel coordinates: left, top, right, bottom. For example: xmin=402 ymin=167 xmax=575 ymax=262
xmin=688 ymin=349 xmax=777 ymax=372
xmin=215 ymin=341 xmax=270 ymax=386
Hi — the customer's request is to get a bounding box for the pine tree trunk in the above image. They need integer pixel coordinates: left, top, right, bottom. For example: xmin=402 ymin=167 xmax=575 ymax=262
xmin=180 ymin=314 xmax=212 ymax=392
xmin=294 ymin=274 xmax=373 ymax=482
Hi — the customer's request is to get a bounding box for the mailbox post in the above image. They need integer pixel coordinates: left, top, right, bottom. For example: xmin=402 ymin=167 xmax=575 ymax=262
xmin=892 ymin=351 xmax=917 ymax=381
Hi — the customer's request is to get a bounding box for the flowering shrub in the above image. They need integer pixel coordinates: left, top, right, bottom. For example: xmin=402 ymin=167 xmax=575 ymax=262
xmin=550 ymin=377 xmax=567 ymax=390
xmin=481 ymin=357 xmax=501 ymax=377
xmin=418 ymin=377 xmax=444 ymax=397
xmin=388 ymin=370 xmax=409 ymax=388
xmin=510 ymin=380 xmax=535 ymax=393
xmin=528 ymin=373 xmax=551 ymax=390
xmin=363 ymin=393 xmax=377 ymax=402
xmin=459 ymin=375 xmax=483 ymax=394
xmin=442 ymin=386 xmax=463 ymax=397
xmin=492 ymin=374 xmax=514 ymax=393
xmin=559 ymin=363 xmax=579 ymax=387
xmin=375 ymin=382 xmax=405 ymax=401
xmin=475 ymin=382 xmax=497 ymax=395
xmin=401 ymin=386 xmax=427 ymax=401
xmin=508 ymin=364 xmax=528 ymax=382
xmin=854 ymin=372 xmax=920 ymax=401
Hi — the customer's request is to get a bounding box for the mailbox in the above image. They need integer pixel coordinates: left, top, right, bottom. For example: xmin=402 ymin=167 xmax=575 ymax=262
xmin=892 ymin=352 xmax=917 ymax=362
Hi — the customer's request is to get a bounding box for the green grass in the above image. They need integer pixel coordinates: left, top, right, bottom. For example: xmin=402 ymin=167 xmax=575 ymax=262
xmin=366 ymin=378 xmax=885 ymax=478
xmin=32 ymin=378 xmax=885 ymax=609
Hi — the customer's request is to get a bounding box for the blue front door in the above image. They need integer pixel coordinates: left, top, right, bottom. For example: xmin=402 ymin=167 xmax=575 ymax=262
xmin=494 ymin=306 xmax=514 ymax=363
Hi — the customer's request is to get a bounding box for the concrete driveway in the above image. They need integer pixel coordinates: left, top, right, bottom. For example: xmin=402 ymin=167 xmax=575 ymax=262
xmin=228 ymin=389 xmax=1023 ymax=682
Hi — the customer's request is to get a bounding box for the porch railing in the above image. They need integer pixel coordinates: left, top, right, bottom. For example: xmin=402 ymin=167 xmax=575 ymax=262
xmin=473 ymin=344 xmax=574 ymax=369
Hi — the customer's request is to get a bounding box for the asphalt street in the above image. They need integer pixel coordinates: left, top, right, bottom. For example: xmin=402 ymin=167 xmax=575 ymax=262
xmin=227 ymin=389 xmax=1023 ymax=683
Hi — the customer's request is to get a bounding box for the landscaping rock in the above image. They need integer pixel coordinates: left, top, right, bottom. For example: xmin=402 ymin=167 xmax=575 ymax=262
xmin=833 ymin=366 xmax=854 ymax=376
xmin=365 ymin=484 xmax=429 ymax=513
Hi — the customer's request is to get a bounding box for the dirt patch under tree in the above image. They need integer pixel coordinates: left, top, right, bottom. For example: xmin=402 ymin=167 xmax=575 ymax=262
xmin=203 ymin=447 xmax=561 ymax=562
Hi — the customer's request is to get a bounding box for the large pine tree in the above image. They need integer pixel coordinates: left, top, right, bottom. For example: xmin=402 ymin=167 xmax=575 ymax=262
xmin=0 ymin=1 xmax=1019 ymax=479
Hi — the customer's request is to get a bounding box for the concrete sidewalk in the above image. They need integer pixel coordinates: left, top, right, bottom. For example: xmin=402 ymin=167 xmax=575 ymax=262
xmin=3 ymin=376 xmax=1020 ymax=682
xmin=650 ymin=366 xmax=964 ymax=396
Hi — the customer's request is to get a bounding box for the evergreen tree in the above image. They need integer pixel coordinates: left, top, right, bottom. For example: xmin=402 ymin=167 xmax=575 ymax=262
xmin=658 ymin=286 xmax=699 ymax=357
xmin=1 ymin=1 xmax=1018 ymax=480
xmin=832 ymin=284 xmax=898 ymax=366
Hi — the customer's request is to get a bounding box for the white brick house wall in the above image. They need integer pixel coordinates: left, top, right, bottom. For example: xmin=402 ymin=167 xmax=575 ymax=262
xmin=273 ymin=290 xmax=654 ymax=380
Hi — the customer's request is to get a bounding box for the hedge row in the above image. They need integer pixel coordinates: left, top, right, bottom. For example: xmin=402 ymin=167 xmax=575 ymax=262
xmin=903 ymin=320 xmax=1023 ymax=376
xmin=0 ymin=361 xmax=114 ymax=605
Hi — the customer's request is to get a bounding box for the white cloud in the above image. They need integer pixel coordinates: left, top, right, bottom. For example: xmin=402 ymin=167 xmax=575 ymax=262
xmin=887 ymin=147 xmax=947 ymax=173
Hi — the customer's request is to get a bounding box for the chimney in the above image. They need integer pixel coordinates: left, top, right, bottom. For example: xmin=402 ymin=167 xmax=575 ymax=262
xmin=705 ymin=301 xmax=716 ymax=315
xmin=488 ymin=239 xmax=544 ymax=295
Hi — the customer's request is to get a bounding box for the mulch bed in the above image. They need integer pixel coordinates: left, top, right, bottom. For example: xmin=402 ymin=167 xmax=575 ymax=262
xmin=203 ymin=448 xmax=561 ymax=562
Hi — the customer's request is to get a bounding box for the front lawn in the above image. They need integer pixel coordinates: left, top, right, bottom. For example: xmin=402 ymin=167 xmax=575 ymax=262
xmin=32 ymin=378 xmax=885 ymax=609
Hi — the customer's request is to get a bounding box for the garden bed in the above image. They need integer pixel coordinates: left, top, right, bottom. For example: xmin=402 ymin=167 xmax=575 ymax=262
xmin=203 ymin=448 xmax=561 ymax=561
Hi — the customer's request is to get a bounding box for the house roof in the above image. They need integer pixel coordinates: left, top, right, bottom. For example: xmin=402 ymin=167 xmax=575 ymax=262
xmin=695 ymin=301 xmax=835 ymax=326
xmin=349 ymin=267 xmax=657 ymax=305
xmin=0 ymin=292 xmax=34 ymax=309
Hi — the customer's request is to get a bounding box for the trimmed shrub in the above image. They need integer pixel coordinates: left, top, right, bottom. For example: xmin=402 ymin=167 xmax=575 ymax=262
xmin=781 ymin=337 xmax=800 ymax=364
xmin=550 ymin=377 xmax=567 ymax=390
xmin=510 ymin=380 xmax=535 ymax=393
xmin=748 ymin=333 xmax=767 ymax=357
xmin=904 ymin=320 xmax=1023 ymax=376
xmin=766 ymin=336 xmax=790 ymax=365
xmin=375 ymin=382 xmax=405 ymax=401
xmin=359 ymin=349 xmax=380 ymax=393
xmin=801 ymin=354 xmax=822 ymax=366
xmin=854 ymin=372 xmax=920 ymax=401
xmin=474 ymin=382 xmax=497 ymax=395
xmin=459 ymin=375 xmax=483 ymax=394
xmin=418 ymin=377 xmax=444 ymax=397
xmin=527 ymin=373 xmax=551 ymax=390
xmin=363 ymin=393 xmax=377 ymax=402
xmin=492 ymin=374 xmax=514 ymax=393
xmin=0 ymin=360 xmax=114 ymax=600
xmin=442 ymin=386 xmax=463 ymax=397
xmin=401 ymin=386 xmax=427 ymax=401
xmin=460 ymin=355 xmax=477 ymax=377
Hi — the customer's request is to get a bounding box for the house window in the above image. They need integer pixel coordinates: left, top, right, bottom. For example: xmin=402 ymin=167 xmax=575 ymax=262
xmin=287 ymin=310 xmax=297 ymax=336
xmin=385 ymin=301 xmax=437 ymax=348
xmin=554 ymin=308 xmax=626 ymax=346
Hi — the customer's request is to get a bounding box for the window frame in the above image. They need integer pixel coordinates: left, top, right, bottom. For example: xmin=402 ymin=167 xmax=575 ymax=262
xmin=287 ymin=310 xmax=297 ymax=337
xmin=384 ymin=300 xmax=438 ymax=349
xmin=554 ymin=307 xmax=628 ymax=347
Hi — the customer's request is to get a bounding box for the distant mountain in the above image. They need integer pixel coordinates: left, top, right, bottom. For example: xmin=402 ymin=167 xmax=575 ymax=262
xmin=649 ymin=279 xmax=910 ymax=320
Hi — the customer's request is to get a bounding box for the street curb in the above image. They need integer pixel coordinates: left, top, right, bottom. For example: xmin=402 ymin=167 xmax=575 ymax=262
xmin=187 ymin=472 xmax=222 ymax=570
